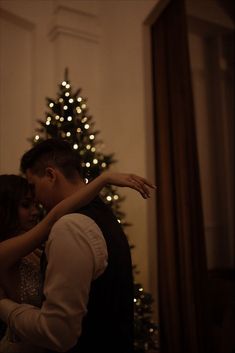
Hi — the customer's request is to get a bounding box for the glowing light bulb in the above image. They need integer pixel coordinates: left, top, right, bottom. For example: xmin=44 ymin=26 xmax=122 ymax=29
xmin=91 ymin=147 xmax=96 ymax=152
xmin=76 ymin=107 xmax=82 ymax=113
xmin=46 ymin=121 xmax=50 ymax=125
xmin=114 ymin=195 xmax=119 ymax=200
xmin=59 ymin=98 xmax=63 ymax=102
xmin=93 ymin=159 xmax=98 ymax=164
xmin=86 ymin=144 xmax=91 ymax=150
xmin=65 ymin=84 xmax=70 ymax=89
xmin=65 ymin=92 xmax=70 ymax=97
xmin=69 ymin=98 xmax=74 ymax=103
xmin=60 ymin=117 xmax=64 ymax=122
xmin=34 ymin=135 xmax=40 ymax=141
xmin=62 ymin=81 xmax=66 ymax=86
xmin=55 ymin=115 xmax=60 ymax=120
xmin=84 ymin=124 xmax=89 ymax=129
xmin=49 ymin=102 xmax=54 ymax=107
xmin=77 ymin=97 xmax=82 ymax=102
xmin=81 ymin=117 xmax=87 ymax=123
xmin=63 ymin=105 xmax=68 ymax=110
xmin=89 ymin=134 xmax=95 ymax=140
xmin=106 ymin=196 xmax=112 ymax=201
xmin=67 ymin=116 xmax=72 ymax=121
xmin=77 ymin=128 xmax=81 ymax=133
xmin=73 ymin=144 xmax=78 ymax=150
xmin=101 ymin=162 xmax=106 ymax=168
xmin=66 ymin=132 xmax=71 ymax=137
xmin=81 ymin=104 xmax=86 ymax=109
xmin=86 ymin=162 xmax=90 ymax=167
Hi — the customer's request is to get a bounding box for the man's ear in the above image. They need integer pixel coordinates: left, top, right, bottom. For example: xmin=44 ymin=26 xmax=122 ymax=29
xmin=45 ymin=167 xmax=57 ymax=183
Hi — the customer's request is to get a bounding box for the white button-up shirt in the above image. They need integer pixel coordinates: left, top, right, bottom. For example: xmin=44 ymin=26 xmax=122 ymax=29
xmin=0 ymin=213 xmax=108 ymax=352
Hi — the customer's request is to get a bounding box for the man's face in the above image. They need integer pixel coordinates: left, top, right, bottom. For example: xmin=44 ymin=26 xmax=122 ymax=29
xmin=25 ymin=169 xmax=56 ymax=211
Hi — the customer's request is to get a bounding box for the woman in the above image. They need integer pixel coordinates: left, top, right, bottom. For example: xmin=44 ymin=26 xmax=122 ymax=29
xmin=0 ymin=172 xmax=154 ymax=352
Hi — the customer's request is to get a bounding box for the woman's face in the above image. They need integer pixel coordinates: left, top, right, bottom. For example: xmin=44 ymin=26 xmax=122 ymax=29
xmin=18 ymin=192 xmax=39 ymax=232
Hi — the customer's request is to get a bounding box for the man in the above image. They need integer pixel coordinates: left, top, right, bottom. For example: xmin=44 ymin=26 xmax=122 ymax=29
xmin=0 ymin=139 xmax=134 ymax=353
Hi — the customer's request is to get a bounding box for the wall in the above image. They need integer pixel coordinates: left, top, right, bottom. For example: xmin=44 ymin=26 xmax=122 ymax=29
xmin=0 ymin=0 xmax=159 ymax=298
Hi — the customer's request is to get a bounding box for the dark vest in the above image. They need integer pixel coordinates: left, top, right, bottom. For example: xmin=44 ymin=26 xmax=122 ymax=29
xmin=43 ymin=197 xmax=134 ymax=353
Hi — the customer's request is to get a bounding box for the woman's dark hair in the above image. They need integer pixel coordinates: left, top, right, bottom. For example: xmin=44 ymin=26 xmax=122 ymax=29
xmin=0 ymin=174 xmax=30 ymax=242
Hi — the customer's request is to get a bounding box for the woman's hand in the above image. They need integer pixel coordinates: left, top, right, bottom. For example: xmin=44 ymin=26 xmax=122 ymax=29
xmin=100 ymin=172 xmax=156 ymax=199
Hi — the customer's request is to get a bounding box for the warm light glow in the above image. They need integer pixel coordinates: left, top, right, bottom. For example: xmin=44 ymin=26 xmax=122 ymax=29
xmin=49 ymin=102 xmax=54 ymax=107
xmin=65 ymin=84 xmax=70 ymax=89
xmin=34 ymin=135 xmax=40 ymax=140
xmin=101 ymin=162 xmax=106 ymax=168
xmin=60 ymin=117 xmax=64 ymax=122
xmin=66 ymin=132 xmax=71 ymax=137
xmin=86 ymin=144 xmax=91 ymax=150
xmin=81 ymin=104 xmax=86 ymax=109
xmin=93 ymin=159 xmax=98 ymax=164
xmin=77 ymin=97 xmax=82 ymax=102
xmin=89 ymin=134 xmax=95 ymax=140
xmin=69 ymin=98 xmax=74 ymax=103
xmin=86 ymin=162 xmax=90 ymax=167
xmin=65 ymin=92 xmax=70 ymax=97
xmin=106 ymin=196 xmax=112 ymax=201
xmin=67 ymin=116 xmax=72 ymax=121
xmin=91 ymin=147 xmax=96 ymax=152
xmin=77 ymin=128 xmax=81 ymax=133
xmin=84 ymin=124 xmax=89 ymax=129
xmin=55 ymin=115 xmax=60 ymax=120
xmin=63 ymin=105 xmax=68 ymax=110
xmin=62 ymin=81 xmax=66 ymax=86
xmin=46 ymin=121 xmax=50 ymax=125
xmin=59 ymin=98 xmax=63 ymax=102
xmin=114 ymin=195 xmax=119 ymax=200
xmin=81 ymin=117 xmax=87 ymax=123
xmin=76 ymin=107 xmax=82 ymax=113
xmin=73 ymin=144 xmax=78 ymax=149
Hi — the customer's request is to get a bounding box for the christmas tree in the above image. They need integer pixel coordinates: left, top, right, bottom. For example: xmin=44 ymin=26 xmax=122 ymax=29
xmin=30 ymin=69 xmax=159 ymax=352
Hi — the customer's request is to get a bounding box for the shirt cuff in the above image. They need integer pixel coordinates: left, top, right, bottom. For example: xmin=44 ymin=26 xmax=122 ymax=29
xmin=0 ymin=298 xmax=20 ymax=323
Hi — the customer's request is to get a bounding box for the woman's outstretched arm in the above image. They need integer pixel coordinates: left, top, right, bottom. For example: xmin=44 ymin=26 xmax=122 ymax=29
xmin=0 ymin=172 xmax=155 ymax=272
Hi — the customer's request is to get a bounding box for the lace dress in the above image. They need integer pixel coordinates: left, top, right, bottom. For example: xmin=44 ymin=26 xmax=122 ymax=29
xmin=0 ymin=253 xmax=45 ymax=353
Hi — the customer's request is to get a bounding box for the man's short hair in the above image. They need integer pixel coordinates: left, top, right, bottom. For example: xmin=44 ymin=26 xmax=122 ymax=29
xmin=20 ymin=139 xmax=81 ymax=180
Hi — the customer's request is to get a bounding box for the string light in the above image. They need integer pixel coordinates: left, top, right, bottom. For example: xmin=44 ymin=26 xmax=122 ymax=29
xmin=55 ymin=115 xmax=60 ymax=120
xmin=76 ymin=107 xmax=82 ymax=113
xmin=81 ymin=117 xmax=87 ymax=123
xmin=84 ymin=124 xmax=89 ymax=129
xmin=106 ymin=196 xmax=112 ymax=201
xmin=77 ymin=128 xmax=81 ymax=133
xmin=69 ymin=98 xmax=74 ymax=103
xmin=66 ymin=132 xmax=71 ymax=137
xmin=101 ymin=162 xmax=106 ymax=168
xmin=67 ymin=116 xmax=72 ymax=121
xmin=49 ymin=102 xmax=54 ymax=108
xmin=59 ymin=98 xmax=63 ymax=102
xmin=63 ymin=105 xmax=68 ymax=110
xmin=62 ymin=81 xmax=66 ymax=86
xmin=77 ymin=97 xmax=82 ymax=102
xmin=93 ymin=159 xmax=98 ymax=164
xmin=86 ymin=144 xmax=91 ymax=150
xmin=65 ymin=83 xmax=70 ymax=89
xmin=89 ymin=134 xmax=95 ymax=140
xmin=34 ymin=135 xmax=40 ymax=141
xmin=60 ymin=117 xmax=64 ymax=122
xmin=81 ymin=103 xmax=86 ymax=109
xmin=73 ymin=144 xmax=78 ymax=149
xmin=86 ymin=162 xmax=90 ymax=167
xmin=65 ymin=92 xmax=70 ymax=97
xmin=91 ymin=147 xmax=96 ymax=152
